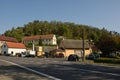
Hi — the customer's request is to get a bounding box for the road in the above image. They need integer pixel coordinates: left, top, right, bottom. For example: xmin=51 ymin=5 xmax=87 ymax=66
xmin=0 ymin=56 xmax=120 ymax=80
xmin=0 ymin=57 xmax=53 ymax=80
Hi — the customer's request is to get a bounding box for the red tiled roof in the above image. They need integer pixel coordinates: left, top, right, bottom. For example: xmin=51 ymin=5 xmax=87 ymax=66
xmin=41 ymin=34 xmax=54 ymax=39
xmin=6 ymin=42 xmax=26 ymax=49
xmin=23 ymin=35 xmax=40 ymax=41
xmin=23 ymin=34 xmax=54 ymax=41
xmin=0 ymin=36 xmax=18 ymax=42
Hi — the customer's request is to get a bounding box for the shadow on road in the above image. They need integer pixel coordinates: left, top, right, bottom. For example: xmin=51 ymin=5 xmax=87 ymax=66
xmin=24 ymin=63 xmax=120 ymax=80
xmin=0 ymin=65 xmax=50 ymax=80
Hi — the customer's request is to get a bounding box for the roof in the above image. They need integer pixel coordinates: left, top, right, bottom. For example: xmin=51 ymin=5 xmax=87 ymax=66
xmin=59 ymin=39 xmax=90 ymax=49
xmin=0 ymin=36 xmax=18 ymax=42
xmin=5 ymin=42 xmax=26 ymax=49
xmin=43 ymin=46 xmax=58 ymax=53
xmin=52 ymin=49 xmax=64 ymax=52
xmin=23 ymin=34 xmax=54 ymax=41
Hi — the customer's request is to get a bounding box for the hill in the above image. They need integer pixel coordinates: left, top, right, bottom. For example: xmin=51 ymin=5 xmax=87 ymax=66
xmin=4 ymin=20 xmax=120 ymax=54
xmin=4 ymin=20 xmax=112 ymax=42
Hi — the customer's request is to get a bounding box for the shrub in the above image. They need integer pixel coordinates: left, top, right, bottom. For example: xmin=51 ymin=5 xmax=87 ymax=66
xmin=94 ymin=58 xmax=120 ymax=64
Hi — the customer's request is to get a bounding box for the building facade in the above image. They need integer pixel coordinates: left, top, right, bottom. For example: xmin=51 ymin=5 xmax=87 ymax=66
xmin=2 ymin=42 xmax=26 ymax=56
xmin=59 ymin=39 xmax=92 ymax=57
xmin=22 ymin=34 xmax=57 ymax=46
xmin=0 ymin=36 xmax=18 ymax=54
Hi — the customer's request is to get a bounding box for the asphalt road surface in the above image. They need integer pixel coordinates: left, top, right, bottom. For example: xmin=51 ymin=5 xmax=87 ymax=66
xmin=0 ymin=56 xmax=120 ymax=80
xmin=0 ymin=57 xmax=53 ymax=80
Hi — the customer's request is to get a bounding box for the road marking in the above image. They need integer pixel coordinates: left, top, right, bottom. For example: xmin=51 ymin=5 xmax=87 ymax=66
xmin=0 ymin=59 xmax=61 ymax=80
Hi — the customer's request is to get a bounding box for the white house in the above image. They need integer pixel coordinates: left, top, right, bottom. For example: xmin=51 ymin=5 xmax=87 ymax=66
xmin=0 ymin=35 xmax=18 ymax=54
xmin=2 ymin=42 xmax=26 ymax=56
xmin=22 ymin=34 xmax=57 ymax=45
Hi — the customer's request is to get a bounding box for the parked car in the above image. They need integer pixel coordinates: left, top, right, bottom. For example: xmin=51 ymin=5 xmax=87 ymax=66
xmin=15 ymin=53 xmax=21 ymax=57
xmin=21 ymin=51 xmax=35 ymax=57
xmin=58 ymin=53 xmax=64 ymax=58
xmin=44 ymin=52 xmax=50 ymax=58
xmin=68 ymin=54 xmax=79 ymax=61
xmin=86 ymin=54 xmax=100 ymax=60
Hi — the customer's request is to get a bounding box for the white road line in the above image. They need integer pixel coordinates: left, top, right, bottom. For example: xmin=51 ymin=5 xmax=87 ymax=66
xmin=0 ymin=59 xmax=61 ymax=80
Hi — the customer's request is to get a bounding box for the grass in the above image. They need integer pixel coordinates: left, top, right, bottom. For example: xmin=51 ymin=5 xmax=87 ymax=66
xmin=78 ymin=59 xmax=120 ymax=67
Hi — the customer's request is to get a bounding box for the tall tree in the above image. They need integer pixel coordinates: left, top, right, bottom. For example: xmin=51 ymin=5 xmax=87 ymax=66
xmin=96 ymin=34 xmax=116 ymax=55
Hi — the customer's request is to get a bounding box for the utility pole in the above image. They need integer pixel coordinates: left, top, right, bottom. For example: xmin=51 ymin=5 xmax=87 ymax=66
xmin=82 ymin=29 xmax=85 ymax=62
xmin=39 ymin=29 xmax=42 ymax=46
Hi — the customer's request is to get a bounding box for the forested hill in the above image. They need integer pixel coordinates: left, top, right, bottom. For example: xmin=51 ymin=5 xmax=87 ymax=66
xmin=4 ymin=20 xmax=119 ymax=42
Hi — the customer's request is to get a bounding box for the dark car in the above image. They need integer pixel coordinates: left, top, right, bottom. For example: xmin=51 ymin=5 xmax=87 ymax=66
xmin=68 ymin=54 xmax=79 ymax=61
xmin=86 ymin=54 xmax=100 ymax=60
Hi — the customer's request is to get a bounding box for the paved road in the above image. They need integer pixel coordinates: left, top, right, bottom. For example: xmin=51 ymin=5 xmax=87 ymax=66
xmin=0 ymin=56 xmax=55 ymax=80
xmin=0 ymin=56 xmax=120 ymax=80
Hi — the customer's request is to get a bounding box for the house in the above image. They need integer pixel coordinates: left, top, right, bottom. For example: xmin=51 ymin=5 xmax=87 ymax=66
xmin=2 ymin=42 xmax=26 ymax=56
xmin=22 ymin=34 xmax=57 ymax=46
xmin=0 ymin=36 xmax=18 ymax=54
xmin=59 ymin=39 xmax=92 ymax=57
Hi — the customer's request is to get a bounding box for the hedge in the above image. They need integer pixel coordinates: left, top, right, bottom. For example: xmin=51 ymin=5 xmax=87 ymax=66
xmin=94 ymin=58 xmax=120 ymax=64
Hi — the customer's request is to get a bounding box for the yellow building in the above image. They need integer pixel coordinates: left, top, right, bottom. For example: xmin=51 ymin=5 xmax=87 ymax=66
xmin=59 ymin=39 xmax=92 ymax=57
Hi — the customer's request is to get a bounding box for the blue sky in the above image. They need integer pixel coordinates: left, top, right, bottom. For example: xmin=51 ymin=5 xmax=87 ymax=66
xmin=0 ymin=0 xmax=120 ymax=34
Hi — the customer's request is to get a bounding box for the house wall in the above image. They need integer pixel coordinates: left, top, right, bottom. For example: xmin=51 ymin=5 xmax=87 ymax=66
xmin=51 ymin=35 xmax=57 ymax=45
xmin=0 ymin=41 xmax=5 ymax=54
xmin=42 ymin=35 xmax=57 ymax=45
xmin=85 ymin=48 xmax=92 ymax=56
xmin=65 ymin=49 xmax=74 ymax=57
xmin=2 ymin=45 xmax=26 ymax=56
xmin=64 ymin=48 xmax=92 ymax=57
xmin=56 ymin=52 xmax=65 ymax=55
xmin=8 ymin=48 xmax=26 ymax=56
xmin=1 ymin=43 xmax=8 ymax=55
xmin=23 ymin=35 xmax=57 ymax=46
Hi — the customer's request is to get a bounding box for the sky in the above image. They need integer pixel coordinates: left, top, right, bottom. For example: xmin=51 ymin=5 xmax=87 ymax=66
xmin=0 ymin=0 xmax=120 ymax=34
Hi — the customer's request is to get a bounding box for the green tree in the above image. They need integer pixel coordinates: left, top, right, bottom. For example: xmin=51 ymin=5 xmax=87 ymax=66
xmin=96 ymin=34 xmax=116 ymax=55
xmin=4 ymin=20 xmax=120 ymax=51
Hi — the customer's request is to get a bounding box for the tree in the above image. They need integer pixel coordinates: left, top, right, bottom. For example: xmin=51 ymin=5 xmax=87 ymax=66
xmin=96 ymin=34 xmax=116 ymax=55
xmin=4 ymin=20 xmax=120 ymax=50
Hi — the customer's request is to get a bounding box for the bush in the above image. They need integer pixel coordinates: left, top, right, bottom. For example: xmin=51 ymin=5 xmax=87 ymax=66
xmin=86 ymin=53 xmax=100 ymax=60
xmin=94 ymin=58 xmax=120 ymax=64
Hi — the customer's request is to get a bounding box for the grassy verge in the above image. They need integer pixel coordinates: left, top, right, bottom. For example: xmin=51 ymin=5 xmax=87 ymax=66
xmin=94 ymin=58 xmax=120 ymax=64
xmin=78 ymin=58 xmax=120 ymax=67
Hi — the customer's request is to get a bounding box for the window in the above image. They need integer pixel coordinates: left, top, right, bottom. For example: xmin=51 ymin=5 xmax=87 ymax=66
xmin=4 ymin=51 xmax=6 ymax=55
xmin=4 ymin=45 xmax=6 ymax=48
xmin=11 ymin=51 xmax=13 ymax=54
